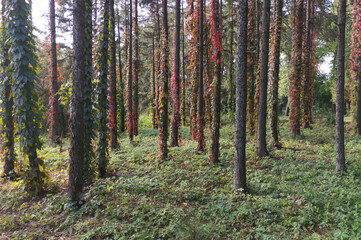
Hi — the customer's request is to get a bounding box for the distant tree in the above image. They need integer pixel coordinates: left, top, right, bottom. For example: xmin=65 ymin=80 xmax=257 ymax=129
xmin=234 ymin=0 xmax=248 ymax=191
xmin=69 ymin=0 xmax=86 ymax=202
xmin=49 ymin=0 xmax=61 ymax=145
xmin=197 ymin=0 xmax=206 ymax=152
xmin=109 ymin=0 xmax=118 ymax=149
xmin=256 ymin=0 xmax=271 ymax=157
xmin=336 ymin=0 xmax=347 ymax=172
xmin=170 ymin=0 xmax=181 ymax=147
xmin=117 ymin=10 xmax=126 ymax=133
xmin=269 ymin=0 xmax=283 ymax=148
xmin=159 ymin=0 xmax=169 ymax=160
xmin=289 ymin=0 xmax=304 ymax=136
xmin=96 ymin=0 xmax=110 ymax=177
xmin=132 ymin=0 xmax=139 ymax=136
xmin=209 ymin=0 xmax=222 ymax=164
xmin=126 ymin=0 xmax=134 ymax=141
xmin=0 ymin=0 xmax=15 ymax=177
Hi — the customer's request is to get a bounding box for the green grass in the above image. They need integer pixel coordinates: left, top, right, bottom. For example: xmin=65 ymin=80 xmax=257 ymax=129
xmin=1 ymin=115 xmax=361 ymax=239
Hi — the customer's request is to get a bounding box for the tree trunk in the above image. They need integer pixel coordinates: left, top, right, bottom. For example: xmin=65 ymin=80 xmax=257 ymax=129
xmin=181 ymin=2 xmax=186 ymax=126
xmin=302 ymin=0 xmax=312 ymax=129
xmin=132 ymin=0 xmax=139 ymax=136
xmin=210 ymin=0 xmax=222 ymax=164
xmin=49 ymin=0 xmax=60 ymax=145
xmin=127 ymin=0 xmax=134 ymax=141
xmin=336 ymin=0 xmax=347 ymax=172
xmin=109 ymin=0 xmax=118 ymax=149
xmin=256 ymin=0 xmax=270 ymax=157
xmin=171 ymin=0 xmax=181 ymax=147
xmin=117 ymin=10 xmax=125 ymax=133
xmin=269 ymin=0 xmax=283 ymax=148
xmin=197 ymin=0 xmax=206 ymax=152
xmin=69 ymin=0 xmax=86 ymax=202
xmin=234 ymin=0 xmax=248 ymax=191
xmin=159 ymin=0 xmax=169 ymax=161
xmin=1 ymin=1 xmax=15 ymax=177
xmin=289 ymin=0 xmax=304 ymax=136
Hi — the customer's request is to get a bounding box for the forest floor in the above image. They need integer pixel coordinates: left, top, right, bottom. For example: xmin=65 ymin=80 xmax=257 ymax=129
xmin=1 ymin=114 xmax=361 ymax=239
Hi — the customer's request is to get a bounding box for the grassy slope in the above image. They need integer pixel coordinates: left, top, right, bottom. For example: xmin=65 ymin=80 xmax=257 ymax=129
xmin=1 ymin=115 xmax=361 ymax=239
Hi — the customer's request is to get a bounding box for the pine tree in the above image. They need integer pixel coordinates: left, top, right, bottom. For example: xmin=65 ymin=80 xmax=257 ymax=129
xmin=132 ymin=0 xmax=140 ymax=136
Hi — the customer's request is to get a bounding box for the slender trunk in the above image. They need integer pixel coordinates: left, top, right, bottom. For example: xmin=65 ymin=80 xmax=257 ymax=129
xmin=127 ymin=0 xmax=134 ymax=141
xmin=159 ymin=0 xmax=169 ymax=160
xmin=210 ymin=0 xmax=222 ymax=164
xmin=289 ymin=0 xmax=304 ymax=136
xmin=256 ymin=0 xmax=270 ymax=157
xmin=171 ymin=0 xmax=181 ymax=147
xmin=152 ymin=32 xmax=157 ymax=129
xmin=109 ymin=0 xmax=118 ymax=149
xmin=302 ymin=0 xmax=312 ymax=129
xmin=269 ymin=0 xmax=283 ymax=147
xmin=197 ymin=0 xmax=206 ymax=152
xmin=132 ymin=0 xmax=139 ymax=136
xmin=50 ymin=0 xmax=60 ymax=145
xmin=117 ymin=10 xmax=125 ymax=133
xmin=181 ymin=2 xmax=186 ymax=126
xmin=234 ymin=0 xmax=247 ymax=191
xmin=69 ymin=0 xmax=86 ymax=202
xmin=336 ymin=0 xmax=347 ymax=172
xmin=228 ymin=6 xmax=235 ymax=113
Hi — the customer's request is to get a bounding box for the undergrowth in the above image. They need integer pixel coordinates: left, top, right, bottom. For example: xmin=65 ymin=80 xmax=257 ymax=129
xmin=1 ymin=115 xmax=361 ymax=239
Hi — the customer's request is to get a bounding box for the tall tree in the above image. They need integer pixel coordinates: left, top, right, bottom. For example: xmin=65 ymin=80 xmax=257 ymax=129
xmin=69 ymin=0 xmax=86 ymax=202
xmin=96 ymin=0 xmax=110 ymax=177
xmin=8 ymin=0 xmax=47 ymax=192
xmin=109 ymin=0 xmax=118 ymax=149
xmin=350 ymin=0 xmax=361 ymax=134
xmin=159 ymin=0 xmax=169 ymax=160
xmin=1 ymin=0 xmax=15 ymax=177
xmin=302 ymin=0 xmax=312 ymax=129
xmin=49 ymin=0 xmax=61 ymax=145
xmin=209 ymin=0 xmax=222 ymax=164
xmin=126 ymin=0 xmax=134 ymax=141
xmin=269 ymin=0 xmax=283 ymax=147
xmin=289 ymin=0 xmax=304 ymax=136
xmin=197 ymin=0 xmax=206 ymax=152
xmin=256 ymin=0 xmax=271 ymax=157
xmin=132 ymin=0 xmax=139 ymax=136
xmin=234 ymin=0 xmax=247 ymax=191
xmin=117 ymin=9 xmax=125 ymax=133
xmin=170 ymin=0 xmax=181 ymax=147
xmin=335 ymin=0 xmax=347 ymax=172
xmin=83 ymin=0 xmax=95 ymax=182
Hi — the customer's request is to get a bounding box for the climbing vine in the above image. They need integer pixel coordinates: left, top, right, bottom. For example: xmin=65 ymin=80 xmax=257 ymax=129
xmin=8 ymin=0 xmax=48 ymax=192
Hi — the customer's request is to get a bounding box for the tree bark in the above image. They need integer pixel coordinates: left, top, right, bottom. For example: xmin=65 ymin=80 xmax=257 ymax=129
xmin=197 ymin=0 xmax=206 ymax=152
xmin=336 ymin=0 xmax=347 ymax=172
xmin=256 ymin=0 xmax=270 ymax=157
xmin=127 ymin=0 xmax=134 ymax=141
xmin=171 ymin=0 xmax=181 ymax=147
xmin=234 ymin=0 xmax=247 ymax=191
xmin=109 ymin=0 xmax=118 ymax=149
xmin=269 ymin=0 xmax=283 ymax=147
xmin=132 ymin=0 xmax=139 ymax=136
xmin=117 ymin=10 xmax=125 ymax=133
xmin=49 ymin=0 xmax=60 ymax=145
xmin=69 ymin=0 xmax=86 ymax=202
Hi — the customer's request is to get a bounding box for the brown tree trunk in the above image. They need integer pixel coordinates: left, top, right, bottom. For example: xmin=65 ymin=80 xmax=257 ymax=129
xmin=210 ymin=0 xmax=222 ymax=164
xmin=256 ymin=0 xmax=270 ymax=157
xmin=69 ymin=0 xmax=86 ymax=202
xmin=336 ymin=0 xmax=347 ymax=172
xmin=234 ymin=0 xmax=248 ymax=191
xmin=109 ymin=0 xmax=118 ymax=149
xmin=171 ymin=0 xmax=181 ymax=147
xmin=132 ymin=0 xmax=139 ymax=136
xmin=117 ymin=10 xmax=125 ymax=133
xmin=197 ymin=0 xmax=206 ymax=152
xmin=127 ymin=0 xmax=134 ymax=141
xmin=50 ymin=0 xmax=60 ymax=145
xmin=269 ymin=0 xmax=283 ymax=147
